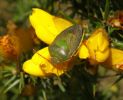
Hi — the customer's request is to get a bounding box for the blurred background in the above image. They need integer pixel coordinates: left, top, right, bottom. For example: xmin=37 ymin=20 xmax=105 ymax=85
xmin=0 ymin=0 xmax=123 ymax=100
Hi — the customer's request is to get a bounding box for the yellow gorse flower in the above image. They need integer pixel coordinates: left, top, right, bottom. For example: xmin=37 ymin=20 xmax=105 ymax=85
xmin=23 ymin=8 xmax=73 ymax=76
xmin=23 ymin=47 xmax=73 ymax=76
xmin=23 ymin=8 xmax=123 ymax=77
xmin=29 ymin=8 xmax=72 ymax=44
xmin=79 ymin=28 xmax=110 ymax=65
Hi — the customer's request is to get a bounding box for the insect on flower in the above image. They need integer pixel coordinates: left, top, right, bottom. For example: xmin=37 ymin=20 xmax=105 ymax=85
xmin=48 ymin=24 xmax=83 ymax=64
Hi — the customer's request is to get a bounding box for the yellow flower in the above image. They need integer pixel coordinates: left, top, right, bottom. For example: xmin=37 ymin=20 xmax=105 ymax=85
xmin=29 ymin=8 xmax=72 ymax=44
xmin=103 ymin=48 xmax=123 ymax=71
xmin=79 ymin=28 xmax=110 ymax=65
xmin=79 ymin=43 xmax=89 ymax=59
xmin=25 ymin=8 xmax=123 ymax=76
xmin=23 ymin=8 xmax=73 ymax=76
xmin=23 ymin=47 xmax=73 ymax=76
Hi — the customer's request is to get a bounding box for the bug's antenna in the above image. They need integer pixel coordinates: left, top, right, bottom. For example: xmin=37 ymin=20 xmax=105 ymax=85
xmin=32 ymin=48 xmax=51 ymax=63
xmin=32 ymin=48 xmax=60 ymax=68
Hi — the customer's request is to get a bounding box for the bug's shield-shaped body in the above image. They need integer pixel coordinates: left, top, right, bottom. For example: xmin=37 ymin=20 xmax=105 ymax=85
xmin=48 ymin=25 xmax=83 ymax=64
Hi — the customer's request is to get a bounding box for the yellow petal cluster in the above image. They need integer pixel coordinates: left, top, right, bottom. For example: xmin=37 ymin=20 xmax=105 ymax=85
xmin=79 ymin=28 xmax=110 ymax=65
xmin=23 ymin=47 xmax=73 ymax=76
xmin=29 ymin=8 xmax=72 ymax=44
xmin=23 ymin=8 xmax=123 ymax=77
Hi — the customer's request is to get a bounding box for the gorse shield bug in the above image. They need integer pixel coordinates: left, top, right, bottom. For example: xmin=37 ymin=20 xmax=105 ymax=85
xmin=48 ymin=24 xmax=83 ymax=64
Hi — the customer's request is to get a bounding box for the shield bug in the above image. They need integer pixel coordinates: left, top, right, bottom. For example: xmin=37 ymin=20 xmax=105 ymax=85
xmin=48 ymin=24 xmax=83 ymax=64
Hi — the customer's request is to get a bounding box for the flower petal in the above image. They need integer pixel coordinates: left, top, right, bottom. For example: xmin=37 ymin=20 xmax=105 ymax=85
xmin=23 ymin=47 xmax=73 ymax=76
xmin=79 ymin=28 xmax=110 ymax=65
xmin=23 ymin=60 xmax=45 ymax=76
xmin=79 ymin=43 xmax=89 ymax=59
xmin=103 ymin=48 xmax=123 ymax=71
xmin=29 ymin=8 xmax=72 ymax=44
xmin=53 ymin=17 xmax=73 ymax=34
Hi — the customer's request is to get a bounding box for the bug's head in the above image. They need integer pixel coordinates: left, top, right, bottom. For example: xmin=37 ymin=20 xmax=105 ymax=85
xmin=50 ymin=57 xmax=61 ymax=64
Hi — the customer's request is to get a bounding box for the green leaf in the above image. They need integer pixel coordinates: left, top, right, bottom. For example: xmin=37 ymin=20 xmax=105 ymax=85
xmin=104 ymin=0 xmax=110 ymax=20
xmin=3 ymin=79 xmax=20 ymax=93
xmin=42 ymin=90 xmax=47 ymax=100
xmin=19 ymin=72 xmax=25 ymax=93
xmin=4 ymin=75 xmax=16 ymax=87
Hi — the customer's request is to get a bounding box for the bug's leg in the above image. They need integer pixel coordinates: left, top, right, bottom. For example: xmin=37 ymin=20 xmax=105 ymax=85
xmin=39 ymin=64 xmax=47 ymax=75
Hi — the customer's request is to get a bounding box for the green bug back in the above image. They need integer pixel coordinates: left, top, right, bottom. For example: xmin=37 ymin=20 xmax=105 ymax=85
xmin=48 ymin=24 xmax=83 ymax=64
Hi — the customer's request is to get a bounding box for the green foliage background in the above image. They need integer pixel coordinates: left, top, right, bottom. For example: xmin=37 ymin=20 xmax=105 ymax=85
xmin=0 ymin=0 xmax=123 ymax=100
